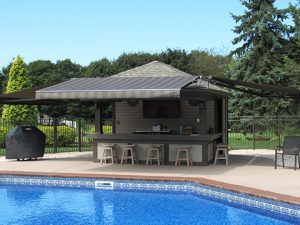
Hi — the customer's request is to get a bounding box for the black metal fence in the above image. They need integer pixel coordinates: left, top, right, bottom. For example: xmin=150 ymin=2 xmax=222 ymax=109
xmin=1 ymin=116 xmax=299 ymax=155
xmin=0 ymin=118 xmax=113 ymax=156
xmin=228 ymin=116 xmax=300 ymax=150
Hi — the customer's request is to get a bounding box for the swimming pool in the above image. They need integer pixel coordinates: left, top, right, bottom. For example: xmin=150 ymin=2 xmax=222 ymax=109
xmin=0 ymin=176 xmax=299 ymax=225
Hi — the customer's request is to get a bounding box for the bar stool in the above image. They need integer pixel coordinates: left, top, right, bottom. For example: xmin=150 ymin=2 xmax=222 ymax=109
xmin=100 ymin=144 xmax=117 ymax=164
xmin=146 ymin=144 xmax=162 ymax=165
xmin=175 ymin=145 xmax=193 ymax=166
xmin=121 ymin=144 xmax=138 ymax=165
xmin=214 ymin=143 xmax=230 ymax=165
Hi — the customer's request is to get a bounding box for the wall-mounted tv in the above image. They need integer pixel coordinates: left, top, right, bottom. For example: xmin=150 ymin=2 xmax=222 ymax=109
xmin=143 ymin=100 xmax=180 ymax=118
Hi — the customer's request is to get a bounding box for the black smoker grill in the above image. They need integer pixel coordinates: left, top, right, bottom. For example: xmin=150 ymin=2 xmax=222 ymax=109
xmin=5 ymin=125 xmax=46 ymax=160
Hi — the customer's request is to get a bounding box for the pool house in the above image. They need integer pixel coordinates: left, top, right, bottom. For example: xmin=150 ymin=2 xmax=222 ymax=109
xmin=33 ymin=61 xmax=230 ymax=165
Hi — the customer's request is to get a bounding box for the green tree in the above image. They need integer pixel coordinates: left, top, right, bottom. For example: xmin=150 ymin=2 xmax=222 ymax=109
xmin=2 ymin=56 xmax=38 ymax=124
xmin=84 ymin=58 xmax=114 ymax=78
xmin=160 ymin=48 xmax=190 ymax=72
xmin=0 ymin=71 xmax=7 ymax=94
xmin=27 ymin=60 xmax=55 ymax=87
xmin=0 ymin=62 xmax=13 ymax=94
xmin=187 ymin=50 xmax=231 ymax=77
xmin=113 ymin=52 xmax=160 ymax=73
xmin=38 ymin=59 xmax=85 ymax=118
xmin=228 ymin=0 xmax=295 ymax=116
xmin=54 ymin=59 xmax=82 ymax=80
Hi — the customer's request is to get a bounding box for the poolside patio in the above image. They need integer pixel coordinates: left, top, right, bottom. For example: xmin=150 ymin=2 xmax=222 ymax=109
xmin=0 ymin=150 xmax=299 ymax=205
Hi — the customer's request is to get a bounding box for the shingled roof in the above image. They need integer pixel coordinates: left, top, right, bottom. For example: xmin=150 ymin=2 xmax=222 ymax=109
xmin=113 ymin=61 xmax=192 ymax=77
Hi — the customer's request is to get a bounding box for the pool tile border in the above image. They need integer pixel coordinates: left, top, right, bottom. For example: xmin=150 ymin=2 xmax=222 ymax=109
xmin=0 ymin=171 xmax=299 ymax=206
xmin=0 ymin=174 xmax=299 ymax=220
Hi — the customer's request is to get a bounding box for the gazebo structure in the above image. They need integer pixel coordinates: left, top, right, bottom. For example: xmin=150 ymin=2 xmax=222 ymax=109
xmin=1 ymin=61 xmax=300 ymax=165
xmin=34 ymin=61 xmax=230 ymax=165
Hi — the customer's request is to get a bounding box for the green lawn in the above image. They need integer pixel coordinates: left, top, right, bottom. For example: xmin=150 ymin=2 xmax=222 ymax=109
xmin=229 ymin=132 xmax=280 ymax=149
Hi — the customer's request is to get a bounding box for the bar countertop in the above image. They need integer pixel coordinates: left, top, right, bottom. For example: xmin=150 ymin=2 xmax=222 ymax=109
xmin=88 ymin=133 xmax=221 ymax=143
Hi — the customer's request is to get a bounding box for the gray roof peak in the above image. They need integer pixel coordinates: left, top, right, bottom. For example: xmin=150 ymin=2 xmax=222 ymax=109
xmin=112 ymin=61 xmax=193 ymax=77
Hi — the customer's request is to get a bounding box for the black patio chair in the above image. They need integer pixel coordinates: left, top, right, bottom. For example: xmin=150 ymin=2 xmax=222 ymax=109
xmin=275 ymin=136 xmax=300 ymax=170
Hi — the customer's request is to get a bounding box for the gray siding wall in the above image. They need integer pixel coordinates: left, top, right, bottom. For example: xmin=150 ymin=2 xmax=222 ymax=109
xmin=115 ymin=100 xmax=215 ymax=134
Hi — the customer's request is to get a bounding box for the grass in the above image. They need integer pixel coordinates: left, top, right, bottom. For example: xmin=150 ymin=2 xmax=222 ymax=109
xmin=229 ymin=132 xmax=281 ymax=150
xmin=229 ymin=139 xmax=278 ymax=150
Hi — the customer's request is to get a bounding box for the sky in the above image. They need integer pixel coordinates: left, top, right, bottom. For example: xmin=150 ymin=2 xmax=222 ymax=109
xmin=0 ymin=0 xmax=297 ymax=68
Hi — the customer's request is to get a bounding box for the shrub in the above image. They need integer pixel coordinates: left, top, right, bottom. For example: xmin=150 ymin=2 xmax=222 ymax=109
xmin=88 ymin=127 xmax=95 ymax=134
xmin=87 ymin=125 xmax=112 ymax=135
xmin=0 ymin=126 xmax=9 ymax=146
xmin=2 ymin=56 xmax=38 ymax=124
xmin=39 ymin=125 xmax=76 ymax=146
xmin=254 ymin=136 xmax=271 ymax=141
xmin=85 ymin=125 xmax=112 ymax=143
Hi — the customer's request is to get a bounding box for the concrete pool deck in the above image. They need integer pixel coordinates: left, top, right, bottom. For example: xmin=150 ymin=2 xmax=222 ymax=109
xmin=0 ymin=150 xmax=299 ymax=205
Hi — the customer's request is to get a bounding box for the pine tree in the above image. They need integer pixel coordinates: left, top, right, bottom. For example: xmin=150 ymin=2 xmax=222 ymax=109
xmin=228 ymin=0 xmax=294 ymax=116
xmin=2 ymin=56 xmax=38 ymax=124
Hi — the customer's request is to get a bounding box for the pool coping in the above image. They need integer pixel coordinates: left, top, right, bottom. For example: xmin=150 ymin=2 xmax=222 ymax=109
xmin=0 ymin=170 xmax=299 ymax=206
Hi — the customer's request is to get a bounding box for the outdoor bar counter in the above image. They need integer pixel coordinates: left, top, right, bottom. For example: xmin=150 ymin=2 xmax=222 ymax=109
xmin=90 ymin=133 xmax=221 ymax=165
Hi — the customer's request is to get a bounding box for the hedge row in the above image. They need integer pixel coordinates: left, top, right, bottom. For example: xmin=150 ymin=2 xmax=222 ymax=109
xmin=0 ymin=126 xmax=9 ymax=146
xmin=88 ymin=125 xmax=112 ymax=134
xmin=0 ymin=125 xmax=76 ymax=147
xmin=38 ymin=125 xmax=76 ymax=146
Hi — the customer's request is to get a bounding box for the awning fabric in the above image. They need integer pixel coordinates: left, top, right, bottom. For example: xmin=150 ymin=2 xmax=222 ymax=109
xmin=210 ymin=76 xmax=300 ymax=99
xmin=36 ymin=76 xmax=197 ymax=100
xmin=0 ymin=83 xmax=61 ymax=104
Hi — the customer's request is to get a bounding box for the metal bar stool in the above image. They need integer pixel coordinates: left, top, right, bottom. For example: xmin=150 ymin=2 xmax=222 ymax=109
xmin=100 ymin=144 xmax=117 ymax=164
xmin=214 ymin=143 xmax=230 ymax=165
xmin=175 ymin=145 xmax=193 ymax=166
xmin=121 ymin=144 xmax=138 ymax=165
xmin=146 ymin=144 xmax=162 ymax=165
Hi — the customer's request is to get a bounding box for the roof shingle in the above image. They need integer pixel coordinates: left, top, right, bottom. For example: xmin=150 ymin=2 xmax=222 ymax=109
xmin=113 ymin=61 xmax=192 ymax=77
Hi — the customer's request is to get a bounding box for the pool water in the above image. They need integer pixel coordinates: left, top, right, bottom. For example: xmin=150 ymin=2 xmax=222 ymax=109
xmin=0 ymin=184 xmax=298 ymax=225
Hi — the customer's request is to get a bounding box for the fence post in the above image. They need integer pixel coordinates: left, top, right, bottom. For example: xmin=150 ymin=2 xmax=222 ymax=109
xmin=252 ymin=116 xmax=256 ymax=150
xmin=78 ymin=118 xmax=82 ymax=152
xmin=277 ymin=116 xmax=281 ymax=148
xmin=53 ymin=118 xmax=59 ymax=153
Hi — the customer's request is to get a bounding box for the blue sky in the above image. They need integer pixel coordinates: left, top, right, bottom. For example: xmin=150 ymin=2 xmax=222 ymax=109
xmin=0 ymin=0 xmax=297 ymax=68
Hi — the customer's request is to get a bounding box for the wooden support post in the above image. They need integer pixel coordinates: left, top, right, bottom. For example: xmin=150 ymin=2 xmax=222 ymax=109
xmin=93 ymin=101 xmax=101 ymax=162
xmin=95 ymin=102 xmax=101 ymax=133
xmin=223 ymin=98 xmax=229 ymax=143
xmin=276 ymin=115 xmax=281 ymax=148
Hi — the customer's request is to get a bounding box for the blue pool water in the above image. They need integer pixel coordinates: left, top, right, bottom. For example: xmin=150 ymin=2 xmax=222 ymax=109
xmin=0 ymin=184 xmax=298 ymax=225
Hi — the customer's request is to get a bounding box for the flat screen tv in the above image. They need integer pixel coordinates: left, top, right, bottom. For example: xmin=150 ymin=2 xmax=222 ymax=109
xmin=143 ymin=101 xmax=180 ymax=118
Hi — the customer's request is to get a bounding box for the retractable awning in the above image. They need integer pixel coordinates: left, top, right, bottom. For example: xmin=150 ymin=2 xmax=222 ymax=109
xmin=36 ymin=76 xmax=197 ymax=100
xmin=0 ymin=61 xmax=226 ymax=105
xmin=0 ymin=83 xmax=62 ymax=104
xmin=210 ymin=76 xmax=300 ymax=99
